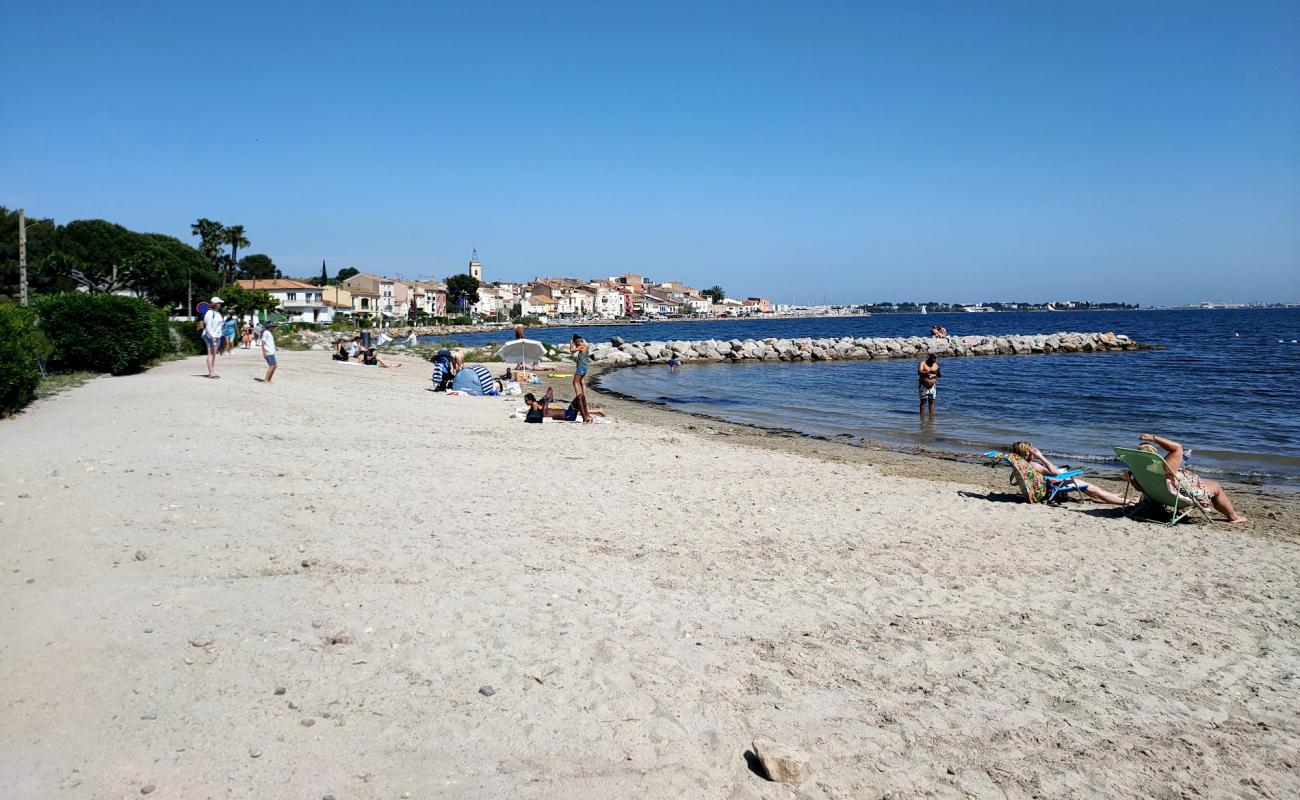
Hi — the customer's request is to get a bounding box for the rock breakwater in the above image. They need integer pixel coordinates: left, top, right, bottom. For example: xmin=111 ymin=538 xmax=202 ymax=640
xmin=591 ymin=331 xmax=1150 ymax=367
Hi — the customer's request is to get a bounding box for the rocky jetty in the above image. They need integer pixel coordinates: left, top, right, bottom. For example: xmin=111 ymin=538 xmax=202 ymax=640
xmin=591 ymin=331 xmax=1149 ymax=367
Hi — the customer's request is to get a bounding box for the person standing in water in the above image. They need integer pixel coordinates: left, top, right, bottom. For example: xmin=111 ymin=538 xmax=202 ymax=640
xmin=918 ymin=353 xmax=940 ymax=417
xmin=569 ymin=334 xmax=592 ymax=422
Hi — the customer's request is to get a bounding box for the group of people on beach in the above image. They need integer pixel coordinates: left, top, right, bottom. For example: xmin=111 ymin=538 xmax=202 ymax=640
xmin=1004 ymin=434 xmax=1246 ymax=523
xmin=199 ymin=296 xmax=278 ymax=383
xmin=333 ymin=335 xmax=401 ymax=368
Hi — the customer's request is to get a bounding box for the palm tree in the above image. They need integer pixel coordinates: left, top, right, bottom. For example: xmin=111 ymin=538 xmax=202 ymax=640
xmin=224 ymin=225 xmax=250 ymax=278
xmin=190 ymin=218 xmax=225 ymax=261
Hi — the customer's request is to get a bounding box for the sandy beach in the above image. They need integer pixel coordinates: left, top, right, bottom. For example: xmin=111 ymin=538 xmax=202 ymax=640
xmin=2 ymin=348 xmax=1298 ymax=799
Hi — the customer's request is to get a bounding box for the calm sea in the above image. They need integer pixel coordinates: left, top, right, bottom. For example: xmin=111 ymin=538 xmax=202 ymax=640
xmin=430 ymin=310 xmax=1300 ymax=485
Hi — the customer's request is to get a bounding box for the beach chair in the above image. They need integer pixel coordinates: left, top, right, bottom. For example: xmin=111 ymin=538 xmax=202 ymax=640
xmin=983 ymin=451 xmax=1087 ymax=504
xmin=1112 ymin=447 xmax=1215 ymax=527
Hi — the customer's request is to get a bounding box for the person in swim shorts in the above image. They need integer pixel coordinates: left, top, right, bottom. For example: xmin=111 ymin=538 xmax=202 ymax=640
xmin=918 ymin=353 xmax=940 ymax=417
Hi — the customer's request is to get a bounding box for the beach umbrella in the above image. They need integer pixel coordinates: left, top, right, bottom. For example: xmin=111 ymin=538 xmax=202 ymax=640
xmin=498 ymin=338 xmax=547 ymax=366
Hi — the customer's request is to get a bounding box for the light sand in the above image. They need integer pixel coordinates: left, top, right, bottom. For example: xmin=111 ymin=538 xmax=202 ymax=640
xmin=1 ymin=349 xmax=1298 ymax=799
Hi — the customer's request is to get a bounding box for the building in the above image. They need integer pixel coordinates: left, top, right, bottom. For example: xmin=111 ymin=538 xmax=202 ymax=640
xmin=340 ymin=273 xmax=404 ymax=319
xmin=592 ymin=283 xmax=627 ymax=319
xmin=640 ymin=289 xmax=685 ymax=317
xmin=746 ymin=297 xmax=772 ymax=313
xmin=409 ymin=280 xmax=447 ymax=318
xmin=235 ymin=279 xmax=334 ymax=323
xmin=468 ymin=249 xmax=482 ymax=282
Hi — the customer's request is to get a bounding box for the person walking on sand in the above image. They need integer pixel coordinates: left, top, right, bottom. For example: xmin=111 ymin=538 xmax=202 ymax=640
xmin=260 ymin=321 xmax=278 ymax=384
xmin=201 ymin=297 xmax=225 ymax=378
xmin=569 ymin=334 xmax=592 ymax=422
xmin=918 ymin=353 xmax=940 ymax=417
xmin=222 ymin=314 xmax=237 ymax=355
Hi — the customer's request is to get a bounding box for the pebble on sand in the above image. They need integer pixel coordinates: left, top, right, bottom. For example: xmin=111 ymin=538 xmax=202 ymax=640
xmin=274 ymin=687 xmax=286 ymax=695
xmin=301 ymin=718 xmax=316 ymax=727
xmin=479 ymin=685 xmax=496 ymax=697
xmin=134 ymin=550 xmax=148 ymax=561
xmin=752 ymin=738 xmax=812 ymax=783
xmin=140 ymin=784 xmax=156 ymax=795
xmin=249 ymin=748 xmax=262 ymax=759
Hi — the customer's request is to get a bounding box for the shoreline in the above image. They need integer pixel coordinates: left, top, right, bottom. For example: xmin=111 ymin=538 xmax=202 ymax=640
xmin=583 ymin=363 xmax=1300 ymax=536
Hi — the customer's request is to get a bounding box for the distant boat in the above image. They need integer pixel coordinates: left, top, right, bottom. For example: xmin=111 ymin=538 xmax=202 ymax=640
xmin=964 ymin=304 xmax=994 ymax=313
xmin=1046 ymin=303 xmax=1056 ymax=311
xmin=920 ymin=305 xmax=927 ymax=315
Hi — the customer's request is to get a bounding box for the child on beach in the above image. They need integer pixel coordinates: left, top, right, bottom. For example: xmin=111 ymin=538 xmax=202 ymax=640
xmin=260 ymin=321 xmax=278 ymax=384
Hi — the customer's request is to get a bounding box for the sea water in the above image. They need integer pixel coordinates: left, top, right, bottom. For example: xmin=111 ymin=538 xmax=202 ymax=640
xmin=436 ymin=309 xmax=1300 ymax=485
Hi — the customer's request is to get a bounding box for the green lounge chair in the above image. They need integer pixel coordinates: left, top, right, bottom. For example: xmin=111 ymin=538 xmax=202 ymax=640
xmin=1113 ymin=447 xmax=1215 ymax=527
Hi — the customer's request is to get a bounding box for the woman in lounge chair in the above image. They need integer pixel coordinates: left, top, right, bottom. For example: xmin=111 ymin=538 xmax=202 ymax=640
xmin=1128 ymin=433 xmax=1247 ymax=523
xmin=1010 ymin=441 xmax=1128 ymax=505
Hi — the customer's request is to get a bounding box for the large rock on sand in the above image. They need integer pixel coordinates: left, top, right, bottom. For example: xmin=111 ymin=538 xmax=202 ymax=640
xmin=752 ymin=739 xmax=811 ymax=783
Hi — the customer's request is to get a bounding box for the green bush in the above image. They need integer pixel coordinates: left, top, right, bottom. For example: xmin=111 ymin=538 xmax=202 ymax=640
xmin=35 ymin=293 xmax=171 ymax=375
xmin=0 ymin=302 xmax=43 ymax=415
xmin=170 ymin=320 xmax=205 ymax=356
xmin=449 ymin=315 xmax=472 ymax=326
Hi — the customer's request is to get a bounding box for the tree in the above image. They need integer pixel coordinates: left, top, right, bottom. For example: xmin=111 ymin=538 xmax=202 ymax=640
xmin=216 ymin=283 xmax=279 ymax=317
xmin=237 ymin=254 xmax=277 ymax=280
xmin=190 ymin=218 xmax=225 ymax=262
xmin=0 ymin=207 xmax=66 ymax=298
xmin=336 ymin=266 xmax=359 ymax=283
xmin=44 ymin=220 xmax=216 ymax=308
xmin=444 ymin=273 xmax=480 ymax=312
xmin=190 ymin=218 xmax=231 ymax=282
xmin=312 ymin=260 xmax=328 ymax=287
xmin=224 ymin=225 xmax=249 ymax=276
xmin=703 ymin=285 xmax=725 ymax=303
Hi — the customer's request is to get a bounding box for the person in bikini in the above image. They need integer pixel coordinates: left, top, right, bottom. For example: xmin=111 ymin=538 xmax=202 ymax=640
xmin=523 ymin=388 xmax=604 ymax=423
xmin=1127 ymin=433 xmax=1247 ymax=523
xmin=918 ymin=354 xmax=940 ymax=417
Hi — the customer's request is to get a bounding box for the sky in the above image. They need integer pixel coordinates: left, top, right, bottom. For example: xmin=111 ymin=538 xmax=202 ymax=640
xmin=3 ymin=1 xmax=1298 ymax=306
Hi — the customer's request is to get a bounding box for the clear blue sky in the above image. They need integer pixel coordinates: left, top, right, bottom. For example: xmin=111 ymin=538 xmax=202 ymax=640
xmin=4 ymin=1 xmax=1298 ymax=306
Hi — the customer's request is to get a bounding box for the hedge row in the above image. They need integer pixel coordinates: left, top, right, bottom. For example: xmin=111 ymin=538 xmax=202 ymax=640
xmin=0 ymin=303 xmax=43 ymax=415
xmin=35 ymin=293 xmax=171 ymax=376
xmin=1 ymin=293 xmax=188 ymax=416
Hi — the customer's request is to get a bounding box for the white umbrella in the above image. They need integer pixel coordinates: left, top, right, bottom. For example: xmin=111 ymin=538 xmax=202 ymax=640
xmin=498 ymin=338 xmax=547 ymax=366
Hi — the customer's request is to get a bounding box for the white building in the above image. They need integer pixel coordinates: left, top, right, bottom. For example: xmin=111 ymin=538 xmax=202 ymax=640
xmin=593 ymin=285 xmax=627 ymax=319
xmin=235 ymin=279 xmax=336 ymax=323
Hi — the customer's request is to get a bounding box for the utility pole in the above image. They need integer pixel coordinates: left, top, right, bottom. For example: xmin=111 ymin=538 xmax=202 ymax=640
xmin=18 ymin=208 xmax=28 ymax=306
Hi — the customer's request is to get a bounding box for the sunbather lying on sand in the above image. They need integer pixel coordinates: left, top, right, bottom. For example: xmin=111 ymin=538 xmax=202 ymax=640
xmin=523 ymin=389 xmax=605 ymax=423
xmin=1010 ymin=441 xmax=1128 ymax=505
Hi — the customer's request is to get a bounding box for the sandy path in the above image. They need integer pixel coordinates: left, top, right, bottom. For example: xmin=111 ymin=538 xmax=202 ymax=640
xmin=1 ymin=349 xmax=1297 ymax=799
